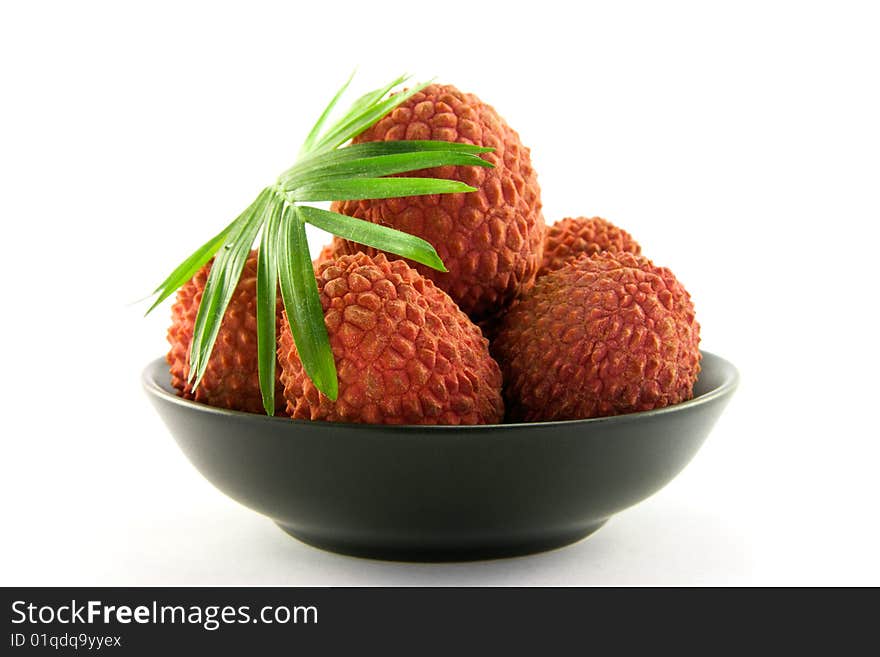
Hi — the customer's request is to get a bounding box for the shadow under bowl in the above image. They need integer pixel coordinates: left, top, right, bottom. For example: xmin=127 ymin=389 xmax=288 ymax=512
xmin=143 ymin=350 xmax=738 ymax=561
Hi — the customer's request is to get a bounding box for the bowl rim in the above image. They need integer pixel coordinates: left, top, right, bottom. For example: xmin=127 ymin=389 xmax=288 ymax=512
xmin=143 ymin=350 xmax=738 ymax=432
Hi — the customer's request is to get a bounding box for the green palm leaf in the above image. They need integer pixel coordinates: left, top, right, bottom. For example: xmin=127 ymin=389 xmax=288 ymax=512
xmin=255 ymin=198 xmax=284 ymax=415
xmin=281 ymin=140 xmax=491 ymax=184
xmin=311 ymin=80 xmax=430 ymax=153
xmin=146 ymin=219 xmax=237 ymax=315
xmin=277 ymin=205 xmax=337 ymax=400
xmin=188 ymin=188 xmax=273 ymax=388
xmin=284 ymin=151 xmax=492 ymax=189
xmin=293 ymin=177 xmax=475 ymax=202
xmin=298 ymin=71 xmax=355 ymax=158
xmin=298 ymin=206 xmax=446 ymax=271
xmin=147 ymin=73 xmax=494 ymax=413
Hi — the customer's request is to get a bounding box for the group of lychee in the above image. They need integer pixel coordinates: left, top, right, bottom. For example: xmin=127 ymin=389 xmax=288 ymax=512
xmin=168 ymin=84 xmax=701 ymax=425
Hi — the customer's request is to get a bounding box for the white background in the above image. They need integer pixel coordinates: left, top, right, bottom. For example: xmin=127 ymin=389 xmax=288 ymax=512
xmin=2 ymin=1 xmax=878 ymax=586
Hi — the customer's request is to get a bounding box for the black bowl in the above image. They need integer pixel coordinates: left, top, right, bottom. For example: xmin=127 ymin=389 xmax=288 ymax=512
xmin=143 ymin=351 xmax=738 ymax=561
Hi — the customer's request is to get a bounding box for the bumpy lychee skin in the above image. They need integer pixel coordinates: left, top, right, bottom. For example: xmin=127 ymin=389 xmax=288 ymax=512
xmin=494 ymin=252 xmax=700 ymax=422
xmin=539 ymin=216 xmax=641 ymax=278
xmin=313 ymin=242 xmax=336 ymax=268
xmin=331 ymin=84 xmax=545 ymax=321
xmin=167 ymin=251 xmax=285 ymax=414
xmin=277 ymin=253 xmax=504 ymax=425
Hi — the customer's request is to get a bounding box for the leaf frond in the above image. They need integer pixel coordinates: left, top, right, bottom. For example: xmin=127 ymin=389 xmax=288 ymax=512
xmin=298 ymin=70 xmax=356 ymax=158
xmin=147 ymin=73 xmax=497 ymax=413
xmin=188 ymin=188 xmax=273 ymax=389
xmin=291 ymin=177 xmax=476 ymax=202
xmin=299 ymin=206 xmax=446 ymax=271
xmin=256 ymin=198 xmax=284 ymax=415
xmin=277 ymin=205 xmax=338 ymax=400
xmin=311 ymin=78 xmax=430 ymax=153
xmin=280 ymin=140 xmax=492 ymax=185
xmin=146 ymin=219 xmax=238 ymax=315
xmin=282 ymin=151 xmax=492 ymax=190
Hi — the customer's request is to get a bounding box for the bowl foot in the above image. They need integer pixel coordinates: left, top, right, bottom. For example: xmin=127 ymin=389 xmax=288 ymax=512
xmin=275 ymin=520 xmax=608 ymax=562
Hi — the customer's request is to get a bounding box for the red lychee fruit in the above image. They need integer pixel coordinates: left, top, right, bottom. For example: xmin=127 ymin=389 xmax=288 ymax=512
xmin=331 ymin=84 xmax=545 ymax=322
xmin=167 ymin=250 xmax=285 ymax=414
xmin=539 ymin=216 xmax=641 ymax=278
xmin=277 ymin=253 xmax=504 ymax=424
xmin=494 ymin=252 xmax=700 ymax=422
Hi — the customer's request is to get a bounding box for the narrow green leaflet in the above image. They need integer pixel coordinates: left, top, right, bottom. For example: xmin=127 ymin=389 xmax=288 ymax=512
xmin=311 ymin=81 xmax=430 ymax=153
xmin=293 ymin=177 xmax=476 ymax=202
xmin=310 ymin=75 xmax=417 ymax=151
xmin=280 ymin=140 xmax=493 ymax=185
xmin=256 ymin=198 xmax=284 ymax=415
xmin=146 ymin=218 xmax=238 ymax=315
xmin=283 ymin=151 xmax=492 ymax=189
xmin=188 ymin=188 xmax=273 ymax=388
xmin=343 ymin=73 xmax=409 ymax=120
xmin=298 ymin=206 xmax=446 ymax=272
xmin=277 ymin=205 xmax=338 ymax=400
xmin=298 ymin=71 xmax=355 ymax=158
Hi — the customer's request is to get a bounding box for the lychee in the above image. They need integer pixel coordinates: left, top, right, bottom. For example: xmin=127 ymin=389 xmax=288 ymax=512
xmin=494 ymin=252 xmax=700 ymax=422
xmin=277 ymin=253 xmax=504 ymax=424
xmin=167 ymin=250 xmax=285 ymax=414
xmin=313 ymin=241 xmax=336 ymax=269
xmin=331 ymin=84 xmax=545 ymax=322
xmin=539 ymin=216 xmax=641 ymax=278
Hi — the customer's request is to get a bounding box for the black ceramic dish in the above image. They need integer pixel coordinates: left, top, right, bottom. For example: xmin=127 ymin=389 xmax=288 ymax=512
xmin=143 ymin=350 xmax=737 ymax=561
